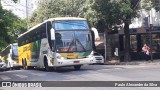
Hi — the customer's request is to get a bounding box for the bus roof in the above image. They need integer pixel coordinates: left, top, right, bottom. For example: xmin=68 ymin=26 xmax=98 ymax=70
xmin=45 ymin=17 xmax=86 ymax=21
xmin=18 ymin=17 xmax=86 ymax=38
xmin=1 ymin=43 xmax=17 ymax=53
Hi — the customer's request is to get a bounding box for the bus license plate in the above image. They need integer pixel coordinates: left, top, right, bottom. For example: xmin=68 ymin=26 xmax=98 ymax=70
xmin=74 ymin=61 xmax=80 ymax=63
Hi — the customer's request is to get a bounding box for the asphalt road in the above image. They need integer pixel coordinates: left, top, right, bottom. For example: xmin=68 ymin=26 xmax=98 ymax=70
xmin=0 ymin=64 xmax=160 ymax=90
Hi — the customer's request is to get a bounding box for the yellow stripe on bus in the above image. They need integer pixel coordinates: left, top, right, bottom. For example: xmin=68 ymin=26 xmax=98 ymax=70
xmin=18 ymin=43 xmax=33 ymax=66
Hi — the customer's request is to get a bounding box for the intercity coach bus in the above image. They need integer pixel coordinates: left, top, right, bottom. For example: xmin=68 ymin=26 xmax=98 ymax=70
xmin=18 ymin=17 xmax=94 ymax=71
xmin=0 ymin=43 xmax=19 ymax=70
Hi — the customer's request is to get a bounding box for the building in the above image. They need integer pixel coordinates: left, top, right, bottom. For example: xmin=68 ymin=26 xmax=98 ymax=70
xmin=1 ymin=0 xmax=40 ymax=19
xmin=98 ymin=1 xmax=160 ymax=61
xmin=118 ymin=7 xmax=160 ymax=61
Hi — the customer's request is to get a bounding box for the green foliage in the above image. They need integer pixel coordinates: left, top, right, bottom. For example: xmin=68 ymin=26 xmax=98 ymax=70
xmin=29 ymin=0 xmax=86 ymax=28
xmin=141 ymin=0 xmax=160 ymax=12
xmin=141 ymin=0 xmax=153 ymax=11
xmin=152 ymin=0 xmax=160 ymax=11
xmin=29 ymin=0 xmax=142 ymax=31
xmin=0 ymin=6 xmax=27 ymax=51
xmin=82 ymin=0 xmax=134 ymax=31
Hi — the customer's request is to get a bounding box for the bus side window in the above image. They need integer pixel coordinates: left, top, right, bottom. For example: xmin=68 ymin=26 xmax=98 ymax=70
xmin=41 ymin=28 xmax=46 ymax=38
xmin=42 ymin=33 xmax=46 ymax=38
xmin=29 ymin=32 xmax=32 ymax=43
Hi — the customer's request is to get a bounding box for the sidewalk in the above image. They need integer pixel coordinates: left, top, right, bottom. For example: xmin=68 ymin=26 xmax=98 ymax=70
xmin=104 ymin=59 xmax=160 ymax=65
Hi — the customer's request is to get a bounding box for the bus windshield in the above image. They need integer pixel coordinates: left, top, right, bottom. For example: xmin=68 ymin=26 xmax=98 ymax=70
xmin=12 ymin=45 xmax=18 ymax=59
xmin=54 ymin=20 xmax=89 ymax=30
xmin=55 ymin=31 xmax=92 ymax=52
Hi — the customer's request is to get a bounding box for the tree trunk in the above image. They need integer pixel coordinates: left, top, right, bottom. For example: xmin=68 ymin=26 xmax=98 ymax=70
xmin=104 ymin=27 xmax=112 ymax=62
xmin=124 ymin=15 xmax=131 ymax=62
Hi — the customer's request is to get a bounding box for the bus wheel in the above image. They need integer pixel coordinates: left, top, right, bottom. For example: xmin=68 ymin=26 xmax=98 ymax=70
xmin=28 ymin=66 xmax=34 ymax=70
xmin=54 ymin=67 xmax=60 ymax=72
xmin=22 ymin=59 xmax=28 ymax=70
xmin=44 ymin=57 xmax=52 ymax=72
xmin=8 ymin=63 xmax=12 ymax=70
xmin=15 ymin=67 xmax=21 ymax=70
xmin=74 ymin=65 xmax=81 ymax=70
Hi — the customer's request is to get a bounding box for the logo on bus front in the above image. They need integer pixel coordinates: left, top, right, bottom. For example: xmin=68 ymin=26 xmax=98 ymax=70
xmin=67 ymin=53 xmax=74 ymax=57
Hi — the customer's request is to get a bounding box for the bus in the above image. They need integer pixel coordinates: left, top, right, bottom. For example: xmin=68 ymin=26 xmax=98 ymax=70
xmin=0 ymin=43 xmax=19 ymax=70
xmin=18 ymin=17 xmax=94 ymax=71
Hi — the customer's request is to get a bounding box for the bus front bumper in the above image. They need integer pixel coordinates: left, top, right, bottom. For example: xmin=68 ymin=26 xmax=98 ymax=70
xmin=53 ymin=58 xmax=94 ymax=67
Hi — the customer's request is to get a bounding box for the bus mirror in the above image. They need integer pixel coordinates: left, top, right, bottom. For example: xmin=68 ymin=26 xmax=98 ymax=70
xmin=50 ymin=28 xmax=55 ymax=40
xmin=91 ymin=27 xmax=100 ymax=40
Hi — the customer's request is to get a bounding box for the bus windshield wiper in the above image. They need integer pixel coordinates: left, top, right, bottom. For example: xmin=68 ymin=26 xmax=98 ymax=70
xmin=67 ymin=38 xmax=86 ymax=52
xmin=67 ymin=38 xmax=75 ymax=52
xmin=75 ymin=38 xmax=86 ymax=52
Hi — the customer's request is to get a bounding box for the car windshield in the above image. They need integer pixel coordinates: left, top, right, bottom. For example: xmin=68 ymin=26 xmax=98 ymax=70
xmin=54 ymin=20 xmax=89 ymax=30
xmin=94 ymin=52 xmax=101 ymax=55
xmin=54 ymin=31 xmax=92 ymax=52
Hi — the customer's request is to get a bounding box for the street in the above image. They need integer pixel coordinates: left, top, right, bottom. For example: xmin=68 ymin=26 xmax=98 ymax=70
xmin=0 ymin=64 xmax=160 ymax=90
xmin=0 ymin=64 xmax=160 ymax=81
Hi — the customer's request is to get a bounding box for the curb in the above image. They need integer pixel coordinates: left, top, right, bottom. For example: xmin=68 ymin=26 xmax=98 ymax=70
xmin=104 ymin=60 xmax=160 ymax=65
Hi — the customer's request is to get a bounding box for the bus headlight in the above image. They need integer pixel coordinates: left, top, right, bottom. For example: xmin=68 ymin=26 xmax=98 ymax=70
xmin=57 ymin=56 xmax=65 ymax=60
xmin=50 ymin=58 xmax=54 ymax=64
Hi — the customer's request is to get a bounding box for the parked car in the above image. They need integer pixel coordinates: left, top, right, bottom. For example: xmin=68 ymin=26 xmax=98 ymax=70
xmin=92 ymin=52 xmax=104 ymax=64
xmin=0 ymin=59 xmax=7 ymax=71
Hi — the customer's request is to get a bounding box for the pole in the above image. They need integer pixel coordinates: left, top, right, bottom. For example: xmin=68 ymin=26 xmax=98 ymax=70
xmin=150 ymin=24 xmax=153 ymax=61
xmin=149 ymin=9 xmax=153 ymax=61
xmin=26 ymin=0 xmax=28 ymax=29
xmin=71 ymin=0 xmax=73 ymax=17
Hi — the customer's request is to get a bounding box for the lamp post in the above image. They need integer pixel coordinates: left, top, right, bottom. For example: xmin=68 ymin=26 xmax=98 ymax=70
xmin=26 ymin=0 xmax=28 ymax=29
xmin=149 ymin=24 xmax=153 ymax=61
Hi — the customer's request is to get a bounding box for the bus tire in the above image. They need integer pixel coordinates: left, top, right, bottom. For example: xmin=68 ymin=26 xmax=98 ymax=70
xmin=54 ymin=67 xmax=60 ymax=72
xmin=44 ymin=57 xmax=52 ymax=72
xmin=15 ymin=67 xmax=21 ymax=70
xmin=28 ymin=66 xmax=34 ymax=70
xmin=22 ymin=59 xmax=24 ymax=69
xmin=22 ymin=59 xmax=28 ymax=70
xmin=8 ymin=63 xmax=12 ymax=70
xmin=74 ymin=65 xmax=81 ymax=70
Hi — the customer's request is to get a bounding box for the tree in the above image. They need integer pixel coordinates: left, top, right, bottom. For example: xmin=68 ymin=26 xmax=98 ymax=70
xmin=81 ymin=0 xmax=140 ymax=61
xmin=0 ymin=5 xmax=27 ymax=51
xmin=28 ymin=0 xmax=86 ymax=28
xmin=141 ymin=0 xmax=160 ymax=12
xmin=0 ymin=0 xmax=27 ymax=51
